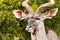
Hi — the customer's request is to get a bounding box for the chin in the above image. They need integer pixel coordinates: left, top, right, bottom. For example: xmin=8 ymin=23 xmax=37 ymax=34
xmin=28 ymin=28 xmax=34 ymax=33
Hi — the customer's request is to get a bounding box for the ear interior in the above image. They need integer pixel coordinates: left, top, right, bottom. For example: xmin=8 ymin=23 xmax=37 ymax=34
xmin=49 ymin=8 xmax=58 ymax=16
xmin=16 ymin=10 xmax=22 ymax=15
xmin=43 ymin=8 xmax=58 ymax=19
xmin=13 ymin=10 xmax=23 ymax=19
xmin=13 ymin=10 xmax=27 ymax=20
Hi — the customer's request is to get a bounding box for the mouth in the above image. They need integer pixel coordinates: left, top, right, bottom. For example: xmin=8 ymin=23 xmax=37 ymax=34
xmin=25 ymin=28 xmax=34 ymax=33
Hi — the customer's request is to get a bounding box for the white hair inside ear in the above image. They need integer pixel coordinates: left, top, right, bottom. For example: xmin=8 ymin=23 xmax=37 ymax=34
xmin=41 ymin=8 xmax=58 ymax=20
xmin=13 ymin=10 xmax=27 ymax=20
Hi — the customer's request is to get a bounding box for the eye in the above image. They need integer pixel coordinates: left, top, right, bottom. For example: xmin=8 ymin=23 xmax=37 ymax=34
xmin=35 ymin=18 xmax=40 ymax=20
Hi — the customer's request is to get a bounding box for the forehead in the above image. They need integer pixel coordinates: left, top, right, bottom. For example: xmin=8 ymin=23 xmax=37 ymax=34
xmin=28 ymin=18 xmax=40 ymax=24
xmin=28 ymin=17 xmax=40 ymax=21
xmin=28 ymin=19 xmax=35 ymax=22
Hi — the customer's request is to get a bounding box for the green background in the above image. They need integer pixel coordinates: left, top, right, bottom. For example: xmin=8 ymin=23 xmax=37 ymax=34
xmin=0 ymin=0 xmax=60 ymax=40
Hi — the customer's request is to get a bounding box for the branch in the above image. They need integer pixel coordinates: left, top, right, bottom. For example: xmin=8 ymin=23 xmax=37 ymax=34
xmin=22 ymin=0 xmax=34 ymax=14
xmin=35 ymin=0 xmax=55 ymax=14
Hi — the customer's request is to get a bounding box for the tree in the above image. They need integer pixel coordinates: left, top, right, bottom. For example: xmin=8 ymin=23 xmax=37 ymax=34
xmin=0 ymin=0 xmax=60 ymax=40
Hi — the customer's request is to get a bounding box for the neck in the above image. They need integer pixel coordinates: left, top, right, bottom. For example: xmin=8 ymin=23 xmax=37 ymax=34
xmin=31 ymin=21 xmax=49 ymax=40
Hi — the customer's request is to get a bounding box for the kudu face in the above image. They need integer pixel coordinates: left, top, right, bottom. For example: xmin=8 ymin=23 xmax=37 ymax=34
xmin=25 ymin=14 xmax=47 ymax=33
xmin=26 ymin=16 xmax=41 ymax=33
xmin=13 ymin=0 xmax=58 ymax=33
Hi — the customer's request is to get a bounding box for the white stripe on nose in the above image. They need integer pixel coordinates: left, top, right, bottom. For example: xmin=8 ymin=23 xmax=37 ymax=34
xmin=25 ymin=26 xmax=30 ymax=30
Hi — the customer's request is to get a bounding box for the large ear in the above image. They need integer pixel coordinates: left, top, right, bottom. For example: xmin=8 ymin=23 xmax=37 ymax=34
xmin=42 ymin=8 xmax=58 ymax=19
xmin=13 ymin=10 xmax=27 ymax=20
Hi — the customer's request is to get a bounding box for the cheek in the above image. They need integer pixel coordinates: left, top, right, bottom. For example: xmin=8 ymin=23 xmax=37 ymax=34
xmin=35 ymin=20 xmax=40 ymax=24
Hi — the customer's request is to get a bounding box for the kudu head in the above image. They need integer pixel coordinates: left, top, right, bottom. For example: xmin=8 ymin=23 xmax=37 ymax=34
xmin=13 ymin=0 xmax=58 ymax=33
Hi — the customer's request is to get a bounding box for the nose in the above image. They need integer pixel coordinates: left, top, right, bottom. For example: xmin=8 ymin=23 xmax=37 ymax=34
xmin=25 ymin=26 xmax=30 ymax=30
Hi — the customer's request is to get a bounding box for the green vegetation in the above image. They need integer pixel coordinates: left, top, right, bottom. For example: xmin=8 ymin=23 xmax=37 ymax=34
xmin=0 ymin=0 xmax=60 ymax=40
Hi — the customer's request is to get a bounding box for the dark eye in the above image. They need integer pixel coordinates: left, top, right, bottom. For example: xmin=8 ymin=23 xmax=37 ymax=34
xmin=35 ymin=18 xmax=40 ymax=20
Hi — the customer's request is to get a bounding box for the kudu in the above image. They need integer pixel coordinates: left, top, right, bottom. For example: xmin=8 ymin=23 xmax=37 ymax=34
xmin=47 ymin=30 xmax=59 ymax=40
xmin=13 ymin=0 xmax=58 ymax=40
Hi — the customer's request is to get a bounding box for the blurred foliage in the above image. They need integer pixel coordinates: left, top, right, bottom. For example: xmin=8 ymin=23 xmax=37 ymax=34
xmin=0 ymin=0 xmax=60 ymax=40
